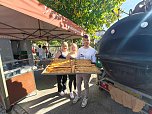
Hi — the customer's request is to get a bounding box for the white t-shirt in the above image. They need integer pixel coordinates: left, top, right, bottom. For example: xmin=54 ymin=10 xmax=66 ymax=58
xmin=37 ymin=48 xmax=43 ymax=56
xmin=42 ymin=49 xmax=46 ymax=59
xmin=77 ymin=46 xmax=97 ymax=63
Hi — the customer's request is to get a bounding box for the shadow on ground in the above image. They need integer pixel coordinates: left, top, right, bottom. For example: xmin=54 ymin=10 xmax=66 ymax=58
xmin=34 ymin=70 xmax=57 ymax=90
xmin=17 ymin=75 xmax=139 ymax=114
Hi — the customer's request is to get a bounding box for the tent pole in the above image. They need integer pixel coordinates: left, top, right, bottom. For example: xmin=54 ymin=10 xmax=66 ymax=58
xmin=46 ymin=38 xmax=50 ymax=58
xmin=0 ymin=50 xmax=11 ymax=113
xmin=25 ymin=40 xmax=34 ymax=66
xmin=47 ymin=37 xmax=49 ymax=48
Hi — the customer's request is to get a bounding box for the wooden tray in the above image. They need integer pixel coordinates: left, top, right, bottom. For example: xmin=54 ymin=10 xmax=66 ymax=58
xmin=41 ymin=59 xmax=101 ymax=75
xmin=42 ymin=67 xmax=101 ymax=75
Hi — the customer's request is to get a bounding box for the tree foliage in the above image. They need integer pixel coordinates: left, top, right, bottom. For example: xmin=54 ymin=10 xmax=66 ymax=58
xmin=38 ymin=0 xmax=126 ymax=36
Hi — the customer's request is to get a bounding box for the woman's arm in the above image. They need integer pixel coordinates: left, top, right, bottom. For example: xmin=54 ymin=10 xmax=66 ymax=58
xmin=66 ymin=53 xmax=71 ymax=59
xmin=54 ymin=51 xmax=61 ymax=58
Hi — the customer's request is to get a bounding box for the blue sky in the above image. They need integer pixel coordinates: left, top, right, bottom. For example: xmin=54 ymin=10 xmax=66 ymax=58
xmin=120 ymin=0 xmax=142 ymax=18
xmin=101 ymin=0 xmax=142 ymax=30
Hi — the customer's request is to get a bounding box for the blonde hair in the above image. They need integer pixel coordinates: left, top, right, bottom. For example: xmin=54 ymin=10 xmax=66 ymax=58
xmin=70 ymin=43 xmax=78 ymax=52
xmin=61 ymin=42 xmax=68 ymax=48
xmin=60 ymin=41 xmax=68 ymax=51
xmin=62 ymin=42 xmax=68 ymax=46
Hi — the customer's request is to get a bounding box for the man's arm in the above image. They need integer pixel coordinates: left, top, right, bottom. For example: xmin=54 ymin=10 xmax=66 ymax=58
xmin=91 ymin=50 xmax=97 ymax=63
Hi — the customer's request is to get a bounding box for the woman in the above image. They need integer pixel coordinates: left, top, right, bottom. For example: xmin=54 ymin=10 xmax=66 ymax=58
xmin=55 ymin=42 xmax=69 ymax=96
xmin=66 ymin=43 xmax=78 ymax=99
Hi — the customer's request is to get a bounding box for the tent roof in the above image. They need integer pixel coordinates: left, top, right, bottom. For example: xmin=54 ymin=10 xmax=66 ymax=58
xmin=0 ymin=0 xmax=85 ymax=41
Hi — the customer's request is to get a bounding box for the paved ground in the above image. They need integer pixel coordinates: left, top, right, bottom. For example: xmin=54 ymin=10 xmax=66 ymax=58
xmin=5 ymin=70 xmax=140 ymax=114
xmin=0 ymin=103 xmax=6 ymax=114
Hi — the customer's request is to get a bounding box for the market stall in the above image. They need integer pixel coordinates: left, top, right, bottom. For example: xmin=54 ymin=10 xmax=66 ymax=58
xmin=0 ymin=0 xmax=84 ymax=111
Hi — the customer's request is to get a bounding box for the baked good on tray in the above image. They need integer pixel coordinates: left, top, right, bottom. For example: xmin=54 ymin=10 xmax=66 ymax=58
xmin=43 ymin=59 xmax=101 ymax=74
xmin=46 ymin=67 xmax=71 ymax=73
xmin=75 ymin=66 xmax=101 ymax=73
xmin=50 ymin=59 xmax=71 ymax=67
xmin=75 ymin=59 xmax=92 ymax=67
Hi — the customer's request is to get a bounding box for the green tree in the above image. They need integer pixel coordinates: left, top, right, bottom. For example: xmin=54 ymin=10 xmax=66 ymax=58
xmin=32 ymin=41 xmax=45 ymax=46
xmin=38 ymin=0 xmax=126 ymax=36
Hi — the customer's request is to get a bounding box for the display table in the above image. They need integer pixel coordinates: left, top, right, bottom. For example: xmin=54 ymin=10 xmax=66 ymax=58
xmin=4 ymin=66 xmax=33 ymax=79
xmin=6 ymin=71 xmax=36 ymax=105
xmin=4 ymin=65 xmax=36 ymax=105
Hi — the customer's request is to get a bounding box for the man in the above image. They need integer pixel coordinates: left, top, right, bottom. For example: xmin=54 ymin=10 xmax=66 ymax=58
xmin=73 ymin=34 xmax=96 ymax=107
xmin=37 ymin=45 xmax=43 ymax=60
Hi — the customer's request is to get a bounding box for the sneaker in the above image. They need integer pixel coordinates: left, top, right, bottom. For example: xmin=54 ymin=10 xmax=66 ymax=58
xmin=81 ymin=98 xmax=88 ymax=108
xmin=73 ymin=95 xmax=81 ymax=104
xmin=64 ymin=90 xmax=67 ymax=94
xmin=59 ymin=91 xmax=65 ymax=96
xmin=73 ymin=89 xmax=76 ymax=94
xmin=70 ymin=92 xmax=74 ymax=99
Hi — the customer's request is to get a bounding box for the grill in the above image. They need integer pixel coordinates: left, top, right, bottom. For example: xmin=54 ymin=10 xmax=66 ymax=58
xmin=99 ymin=12 xmax=152 ymax=96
